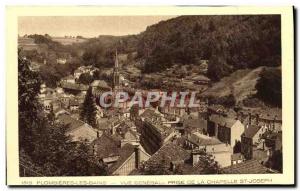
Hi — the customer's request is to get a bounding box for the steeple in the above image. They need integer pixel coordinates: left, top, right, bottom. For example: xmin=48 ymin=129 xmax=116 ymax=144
xmin=113 ymin=49 xmax=120 ymax=91
xmin=115 ymin=49 xmax=118 ymax=68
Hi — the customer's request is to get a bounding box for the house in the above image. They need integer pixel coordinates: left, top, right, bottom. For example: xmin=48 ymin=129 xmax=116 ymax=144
xmin=91 ymin=80 xmax=111 ymax=96
xmin=56 ymin=58 xmax=67 ymax=64
xmin=241 ymin=124 xmax=266 ymax=160
xmin=140 ymin=115 xmax=176 ymax=155
xmin=60 ymin=82 xmax=89 ymax=95
xmin=116 ymin=120 xmax=140 ymax=147
xmin=57 ymin=114 xmax=98 ymax=143
xmin=231 ymin=153 xmax=245 ymax=165
xmin=208 ymin=114 xmax=245 ymax=147
xmin=222 ymin=159 xmax=272 ymax=174
xmin=184 ymin=132 xmax=232 ymax=167
xmin=61 ymin=75 xmax=76 ymax=84
xmin=91 ymin=134 xmax=150 ymax=175
xmin=262 ymin=131 xmax=282 ymax=157
xmin=182 ymin=115 xmax=207 ymax=135
xmin=69 ymin=99 xmax=80 ymax=112
xmin=136 ymin=141 xmax=221 ymax=175
xmin=140 ymin=142 xmax=191 ymax=174
xmin=53 ymin=108 xmax=70 ymax=118
xmin=74 ymin=69 xmax=83 ymax=80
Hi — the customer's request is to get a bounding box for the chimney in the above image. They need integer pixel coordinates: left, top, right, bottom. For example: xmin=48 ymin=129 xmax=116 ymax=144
xmin=240 ymin=112 xmax=244 ymax=123
xmin=134 ymin=147 xmax=140 ymax=169
xmin=191 ymin=151 xmax=200 ymax=166
xmin=93 ymin=144 xmax=98 ymax=156
xmin=256 ymin=113 xmax=259 ymax=125
xmin=248 ymin=113 xmax=252 ymax=125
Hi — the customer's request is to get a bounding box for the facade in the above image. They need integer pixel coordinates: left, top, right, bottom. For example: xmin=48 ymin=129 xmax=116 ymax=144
xmin=241 ymin=124 xmax=266 ymax=160
xmin=209 ymin=114 xmax=245 ymax=146
xmin=140 ymin=117 xmax=176 ymax=155
xmin=184 ymin=132 xmax=232 ymax=167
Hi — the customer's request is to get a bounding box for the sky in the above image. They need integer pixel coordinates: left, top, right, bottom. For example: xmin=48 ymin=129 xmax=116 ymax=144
xmin=18 ymin=16 xmax=177 ymax=37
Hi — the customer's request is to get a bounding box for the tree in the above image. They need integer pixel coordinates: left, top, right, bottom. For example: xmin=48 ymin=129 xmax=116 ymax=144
xmin=18 ymin=54 xmax=106 ymax=176
xmin=233 ymin=141 xmax=242 ymax=153
xmin=80 ymin=87 xmax=97 ymax=127
xmin=78 ymin=73 xmax=94 ymax=85
xmin=197 ymin=153 xmax=222 ymax=174
xmin=255 ymin=68 xmax=282 ymax=107
xmin=266 ymin=150 xmax=282 ymax=172
xmin=18 ymin=52 xmax=42 ymax=154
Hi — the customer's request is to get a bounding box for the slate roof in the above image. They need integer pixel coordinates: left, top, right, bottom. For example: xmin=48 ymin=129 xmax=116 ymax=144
xmin=61 ymin=82 xmax=89 ymax=91
xmin=108 ymin=143 xmax=136 ymax=174
xmin=91 ymin=134 xmax=136 ymax=175
xmin=222 ymin=160 xmax=271 ymax=174
xmin=91 ymin=80 xmax=110 ymax=89
xmin=210 ymin=114 xmax=237 ymax=128
xmin=188 ymin=132 xmax=222 ymax=146
xmin=243 ymin=124 xmax=262 ymax=138
xmin=183 ymin=117 xmax=207 ymax=131
xmin=145 ymin=142 xmax=190 ymax=166
xmin=57 ymin=114 xmax=85 ymax=132
xmin=91 ymin=134 xmax=121 ymax=158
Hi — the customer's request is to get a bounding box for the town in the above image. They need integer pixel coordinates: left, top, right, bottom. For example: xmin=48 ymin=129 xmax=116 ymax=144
xmin=19 ymin=44 xmax=282 ymax=176
xmin=17 ymin=15 xmax=282 ymax=176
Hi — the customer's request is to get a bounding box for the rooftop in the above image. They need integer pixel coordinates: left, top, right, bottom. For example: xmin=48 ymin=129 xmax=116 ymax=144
xmin=243 ymin=124 xmax=262 ymax=138
xmin=210 ymin=114 xmax=237 ymax=128
xmin=145 ymin=142 xmax=190 ymax=167
xmin=61 ymin=82 xmax=89 ymax=91
xmin=91 ymin=80 xmax=110 ymax=89
xmin=222 ymin=159 xmax=271 ymax=174
xmin=57 ymin=114 xmax=86 ymax=132
xmin=188 ymin=132 xmax=222 ymax=146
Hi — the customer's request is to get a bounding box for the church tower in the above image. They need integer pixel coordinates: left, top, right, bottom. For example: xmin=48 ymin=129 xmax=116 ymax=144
xmin=113 ymin=50 xmax=120 ymax=91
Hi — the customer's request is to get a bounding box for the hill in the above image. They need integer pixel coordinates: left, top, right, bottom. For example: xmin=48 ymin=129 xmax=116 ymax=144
xmin=136 ymin=15 xmax=281 ymax=81
xmin=201 ymin=66 xmax=281 ymax=107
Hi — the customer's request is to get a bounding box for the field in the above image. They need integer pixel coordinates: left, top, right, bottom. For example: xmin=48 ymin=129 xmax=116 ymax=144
xmin=201 ymin=66 xmax=266 ymax=103
xmin=52 ymin=37 xmax=88 ymax=45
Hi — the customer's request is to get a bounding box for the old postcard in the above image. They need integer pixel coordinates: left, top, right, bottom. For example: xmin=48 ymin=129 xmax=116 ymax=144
xmin=6 ymin=6 xmax=294 ymax=186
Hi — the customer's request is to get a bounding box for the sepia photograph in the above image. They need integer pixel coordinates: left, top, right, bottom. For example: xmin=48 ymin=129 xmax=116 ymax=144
xmin=6 ymin=6 xmax=294 ymax=186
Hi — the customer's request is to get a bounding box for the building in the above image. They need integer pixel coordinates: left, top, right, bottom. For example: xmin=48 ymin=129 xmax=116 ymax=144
xmin=90 ymin=80 xmax=111 ymax=96
xmin=61 ymin=75 xmax=76 ymax=84
xmin=56 ymin=58 xmax=67 ymax=64
xmin=140 ymin=142 xmax=191 ymax=174
xmin=241 ymin=124 xmax=266 ymax=160
xmin=136 ymin=141 xmax=222 ymax=175
xmin=208 ymin=114 xmax=245 ymax=147
xmin=74 ymin=69 xmax=83 ymax=80
xmin=184 ymin=132 xmax=232 ymax=167
xmin=140 ymin=116 xmax=176 ymax=155
xmin=91 ymin=134 xmax=150 ymax=175
xmin=222 ymin=159 xmax=271 ymax=174
xmin=57 ymin=114 xmax=98 ymax=143
xmin=69 ymin=98 xmax=80 ymax=112
xmin=60 ymin=82 xmax=89 ymax=95
xmin=231 ymin=153 xmax=245 ymax=165
xmin=182 ymin=115 xmax=207 ymax=135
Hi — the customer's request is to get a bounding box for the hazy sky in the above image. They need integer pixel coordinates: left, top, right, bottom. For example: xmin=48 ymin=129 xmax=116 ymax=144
xmin=18 ymin=16 xmax=177 ymax=37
